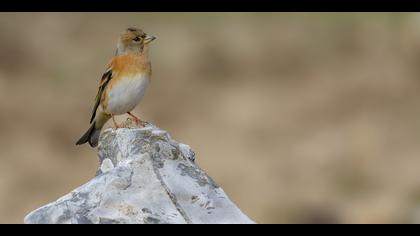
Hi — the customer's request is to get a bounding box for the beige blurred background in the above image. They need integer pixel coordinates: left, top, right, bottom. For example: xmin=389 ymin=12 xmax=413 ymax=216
xmin=1 ymin=13 xmax=420 ymax=224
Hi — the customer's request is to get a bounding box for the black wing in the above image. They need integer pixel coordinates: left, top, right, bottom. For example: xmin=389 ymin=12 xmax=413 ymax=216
xmin=90 ymin=69 xmax=113 ymax=123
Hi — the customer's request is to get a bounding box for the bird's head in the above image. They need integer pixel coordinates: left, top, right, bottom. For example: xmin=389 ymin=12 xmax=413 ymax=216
xmin=116 ymin=27 xmax=156 ymax=55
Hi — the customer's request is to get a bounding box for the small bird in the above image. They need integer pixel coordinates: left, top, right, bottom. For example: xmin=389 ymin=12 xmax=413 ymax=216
xmin=76 ymin=27 xmax=156 ymax=147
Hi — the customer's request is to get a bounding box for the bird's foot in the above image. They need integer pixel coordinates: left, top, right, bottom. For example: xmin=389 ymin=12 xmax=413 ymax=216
xmin=112 ymin=115 xmax=126 ymax=129
xmin=116 ymin=123 xmax=127 ymax=129
xmin=127 ymin=112 xmax=147 ymax=128
xmin=127 ymin=117 xmax=147 ymax=128
xmin=112 ymin=123 xmax=126 ymax=130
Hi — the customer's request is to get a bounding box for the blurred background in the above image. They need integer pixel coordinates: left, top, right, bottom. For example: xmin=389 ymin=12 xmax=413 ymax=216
xmin=1 ymin=13 xmax=420 ymax=224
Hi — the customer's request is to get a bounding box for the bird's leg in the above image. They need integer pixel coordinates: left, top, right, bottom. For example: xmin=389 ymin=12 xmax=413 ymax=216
xmin=127 ymin=112 xmax=146 ymax=127
xmin=112 ymin=115 xmax=125 ymax=129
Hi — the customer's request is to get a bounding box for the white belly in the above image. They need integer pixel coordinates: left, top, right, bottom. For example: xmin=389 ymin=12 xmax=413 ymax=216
xmin=106 ymin=74 xmax=150 ymax=115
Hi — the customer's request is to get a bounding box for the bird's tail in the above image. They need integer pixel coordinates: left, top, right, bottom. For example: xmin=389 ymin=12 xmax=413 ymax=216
xmin=76 ymin=112 xmax=110 ymax=147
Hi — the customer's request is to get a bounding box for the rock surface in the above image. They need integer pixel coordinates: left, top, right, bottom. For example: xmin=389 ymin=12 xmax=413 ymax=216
xmin=24 ymin=123 xmax=254 ymax=224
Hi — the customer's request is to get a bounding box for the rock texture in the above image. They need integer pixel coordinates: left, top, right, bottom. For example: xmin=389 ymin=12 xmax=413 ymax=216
xmin=24 ymin=123 xmax=254 ymax=224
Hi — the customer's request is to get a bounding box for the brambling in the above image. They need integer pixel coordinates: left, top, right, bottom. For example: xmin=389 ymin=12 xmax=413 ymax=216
xmin=76 ymin=27 xmax=156 ymax=147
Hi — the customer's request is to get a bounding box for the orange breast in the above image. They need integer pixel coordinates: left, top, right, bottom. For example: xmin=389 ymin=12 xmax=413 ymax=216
xmin=100 ymin=54 xmax=152 ymax=113
xmin=110 ymin=54 xmax=151 ymax=78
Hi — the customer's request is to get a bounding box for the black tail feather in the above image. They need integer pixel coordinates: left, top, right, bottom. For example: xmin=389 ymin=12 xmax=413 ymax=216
xmin=76 ymin=122 xmax=101 ymax=147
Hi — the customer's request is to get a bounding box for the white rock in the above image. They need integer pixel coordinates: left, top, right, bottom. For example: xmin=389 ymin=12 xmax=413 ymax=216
xmin=24 ymin=123 xmax=254 ymax=224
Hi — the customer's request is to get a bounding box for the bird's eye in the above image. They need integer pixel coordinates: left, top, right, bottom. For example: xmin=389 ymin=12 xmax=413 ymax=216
xmin=133 ymin=37 xmax=141 ymax=42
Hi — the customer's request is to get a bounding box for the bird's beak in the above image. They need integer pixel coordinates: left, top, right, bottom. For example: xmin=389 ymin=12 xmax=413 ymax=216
xmin=144 ymin=35 xmax=156 ymax=44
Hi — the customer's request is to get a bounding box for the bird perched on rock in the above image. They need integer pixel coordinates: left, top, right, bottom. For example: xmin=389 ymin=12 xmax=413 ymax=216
xmin=76 ymin=27 xmax=156 ymax=147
